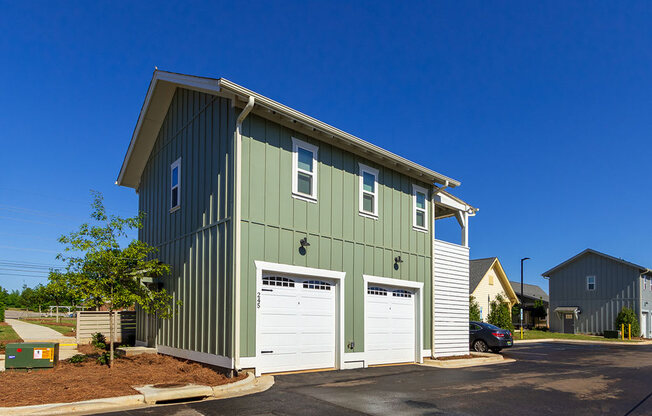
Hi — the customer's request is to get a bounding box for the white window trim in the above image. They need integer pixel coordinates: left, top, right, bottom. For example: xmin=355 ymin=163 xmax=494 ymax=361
xmin=587 ymin=275 xmax=596 ymax=291
xmin=358 ymin=163 xmax=379 ymax=219
xmin=291 ymin=137 xmax=318 ymax=203
xmin=170 ymin=158 xmax=181 ymax=213
xmin=250 ymin=261 xmax=346 ymax=376
xmin=412 ymin=184 xmax=428 ymax=232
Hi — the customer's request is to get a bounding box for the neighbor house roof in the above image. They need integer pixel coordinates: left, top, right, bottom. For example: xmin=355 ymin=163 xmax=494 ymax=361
xmin=117 ymin=70 xmax=462 ymax=190
xmin=469 ymin=257 xmax=497 ymax=292
xmin=509 ymin=281 xmax=549 ymax=303
xmin=542 ymin=249 xmax=652 ymax=277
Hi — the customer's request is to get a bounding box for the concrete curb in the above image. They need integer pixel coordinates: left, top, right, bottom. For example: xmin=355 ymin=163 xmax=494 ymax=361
xmin=421 ymin=353 xmax=514 ymax=369
xmin=0 ymin=395 xmax=145 ymax=416
xmin=0 ymin=371 xmax=268 ymax=415
xmin=513 ymin=338 xmax=652 ymax=346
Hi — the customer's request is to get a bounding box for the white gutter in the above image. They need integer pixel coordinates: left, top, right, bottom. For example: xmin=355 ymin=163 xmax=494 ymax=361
xmin=234 ymin=96 xmax=254 ymax=372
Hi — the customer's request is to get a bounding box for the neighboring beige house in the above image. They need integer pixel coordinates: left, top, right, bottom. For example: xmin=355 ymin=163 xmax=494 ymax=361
xmin=470 ymin=257 xmax=518 ymax=321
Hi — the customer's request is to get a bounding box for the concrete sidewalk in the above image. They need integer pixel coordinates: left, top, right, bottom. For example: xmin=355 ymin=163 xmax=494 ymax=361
xmin=5 ymin=319 xmax=78 ymax=363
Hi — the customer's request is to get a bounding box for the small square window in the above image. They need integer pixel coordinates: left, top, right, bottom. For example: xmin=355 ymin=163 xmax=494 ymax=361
xmin=292 ymin=138 xmax=318 ymax=202
xmin=359 ymin=164 xmax=379 ymax=218
xmin=412 ymin=184 xmax=428 ymax=232
xmin=587 ymin=276 xmax=596 ymax=291
xmin=170 ymin=158 xmax=181 ymax=212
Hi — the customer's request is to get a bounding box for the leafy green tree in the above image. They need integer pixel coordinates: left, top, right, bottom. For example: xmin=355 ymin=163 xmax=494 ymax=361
xmin=44 ymin=272 xmax=79 ymax=322
xmin=0 ymin=299 xmax=5 ymax=322
xmin=532 ymin=299 xmax=547 ymax=320
xmin=57 ymin=191 xmax=176 ymax=367
xmin=469 ymin=295 xmax=481 ymax=321
xmin=615 ymin=306 xmax=640 ymax=337
xmin=487 ymin=294 xmax=514 ymax=332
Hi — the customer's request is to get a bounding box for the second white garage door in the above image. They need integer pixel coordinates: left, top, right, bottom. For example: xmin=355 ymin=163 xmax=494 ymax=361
xmin=366 ymin=285 xmax=416 ymax=365
xmin=257 ymin=274 xmax=336 ymax=374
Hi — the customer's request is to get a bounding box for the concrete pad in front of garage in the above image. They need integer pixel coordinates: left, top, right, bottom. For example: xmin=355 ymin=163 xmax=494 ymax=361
xmin=421 ymin=352 xmax=515 ymax=368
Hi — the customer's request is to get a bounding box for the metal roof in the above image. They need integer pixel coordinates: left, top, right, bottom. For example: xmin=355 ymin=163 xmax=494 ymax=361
xmin=542 ymin=249 xmax=652 ymax=277
xmin=117 ymin=70 xmax=462 ymax=189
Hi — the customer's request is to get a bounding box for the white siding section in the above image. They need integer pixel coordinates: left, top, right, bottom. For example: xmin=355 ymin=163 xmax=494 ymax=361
xmin=434 ymin=239 xmax=470 ymax=357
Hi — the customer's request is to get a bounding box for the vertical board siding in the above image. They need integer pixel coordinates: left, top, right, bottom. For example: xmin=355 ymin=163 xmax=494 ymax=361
xmin=549 ymin=253 xmax=641 ymax=334
xmin=239 ymin=113 xmax=433 ymax=357
xmin=137 ymin=88 xmax=235 ymax=359
xmin=434 ymin=239 xmax=470 ymax=357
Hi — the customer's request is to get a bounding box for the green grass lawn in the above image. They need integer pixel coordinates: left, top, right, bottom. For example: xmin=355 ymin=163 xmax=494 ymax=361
xmin=516 ymin=329 xmax=641 ymax=342
xmin=0 ymin=323 xmax=23 ymax=352
xmin=23 ymin=318 xmax=76 ymax=336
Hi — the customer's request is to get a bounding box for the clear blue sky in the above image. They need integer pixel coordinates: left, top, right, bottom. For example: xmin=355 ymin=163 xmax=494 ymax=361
xmin=1 ymin=2 xmax=650 ymax=292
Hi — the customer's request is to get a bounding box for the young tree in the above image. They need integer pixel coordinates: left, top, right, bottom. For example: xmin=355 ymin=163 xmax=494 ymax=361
xmin=487 ymin=294 xmax=514 ymax=332
xmin=57 ymin=191 xmax=176 ymax=367
xmin=615 ymin=306 xmax=640 ymax=337
xmin=469 ymin=295 xmax=481 ymax=321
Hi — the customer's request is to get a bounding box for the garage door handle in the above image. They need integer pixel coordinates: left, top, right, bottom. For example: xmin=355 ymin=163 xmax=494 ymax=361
xmin=262 ymin=289 xmax=273 ymax=292
xmin=261 ymin=350 xmax=274 ymax=354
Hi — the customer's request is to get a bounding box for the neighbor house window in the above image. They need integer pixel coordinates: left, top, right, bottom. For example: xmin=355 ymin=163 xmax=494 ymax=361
xmin=489 ymin=273 xmax=495 ymax=285
xmin=412 ymin=185 xmax=428 ymax=232
xmin=645 ymin=277 xmax=648 ymax=291
xmin=586 ymin=275 xmax=596 ymax=291
xmin=170 ymin=158 xmax=181 ymax=212
xmin=358 ymin=163 xmax=379 ymax=218
xmin=292 ymin=137 xmax=318 ymax=202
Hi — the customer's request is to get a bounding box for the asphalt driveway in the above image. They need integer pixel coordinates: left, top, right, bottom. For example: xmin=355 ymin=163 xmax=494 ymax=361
xmin=101 ymin=342 xmax=652 ymax=415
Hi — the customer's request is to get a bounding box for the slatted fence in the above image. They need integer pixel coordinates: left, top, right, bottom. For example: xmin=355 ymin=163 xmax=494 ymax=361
xmin=76 ymin=311 xmax=136 ymax=344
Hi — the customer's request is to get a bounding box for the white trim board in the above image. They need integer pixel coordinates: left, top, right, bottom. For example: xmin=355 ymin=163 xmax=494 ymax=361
xmin=362 ymin=274 xmax=424 ymax=366
xmin=252 ymin=261 xmax=346 ymax=376
xmin=157 ymin=344 xmax=233 ymax=370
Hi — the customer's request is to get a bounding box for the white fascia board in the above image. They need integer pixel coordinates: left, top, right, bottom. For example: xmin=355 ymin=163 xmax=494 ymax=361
xmin=434 ymin=192 xmax=469 ymax=212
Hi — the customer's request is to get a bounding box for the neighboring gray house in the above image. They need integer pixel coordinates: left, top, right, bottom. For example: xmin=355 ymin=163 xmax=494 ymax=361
xmin=508 ymin=281 xmax=549 ymax=329
xmin=542 ymin=249 xmax=652 ymax=337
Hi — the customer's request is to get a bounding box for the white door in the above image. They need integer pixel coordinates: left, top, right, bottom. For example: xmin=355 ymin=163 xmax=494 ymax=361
xmin=366 ymin=286 xmax=416 ymax=365
xmin=642 ymin=312 xmax=648 ymax=338
xmin=257 ymin=275 xmax=336 ymax=374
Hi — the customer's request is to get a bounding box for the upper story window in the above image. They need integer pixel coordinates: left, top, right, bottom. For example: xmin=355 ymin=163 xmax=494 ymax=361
xmin=586 ymin=275 xmax=596 ymax=291
xmin=358 ymin=163 xmax=379 ymax=218
xmin=170 ymin=158 xmax=181 ymax=212
xmin=292 ymin=137 xmax=318 ymax=202
xmin=412 ymin=184 xmax=428 ymax=232
xmin=489 ymin=273 xmax=495 ymax=286
xmin=645 ymin=277 xmax=648 ymax=291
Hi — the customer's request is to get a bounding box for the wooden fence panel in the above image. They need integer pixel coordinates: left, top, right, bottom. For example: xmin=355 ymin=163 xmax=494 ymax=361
xmin=76 ymin=311 xmax=136 ymax=344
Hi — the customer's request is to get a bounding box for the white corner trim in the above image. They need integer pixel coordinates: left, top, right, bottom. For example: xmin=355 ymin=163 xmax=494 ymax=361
xmin=252 ymin=261 xmax=346 ymax=375
xmin=156 ymin=344 xmax=233 ymax=369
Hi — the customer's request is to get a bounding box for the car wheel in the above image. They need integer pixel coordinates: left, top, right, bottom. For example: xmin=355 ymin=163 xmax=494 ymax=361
xmin=473 ymin=340 xmax=489 ymax=353
xmin=490 ymin=348 xmax=502 ymax=354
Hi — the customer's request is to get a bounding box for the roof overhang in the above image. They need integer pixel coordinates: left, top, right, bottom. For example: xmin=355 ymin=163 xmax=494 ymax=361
xmin=117 ymin=70 xmax=462 ymax=190
xmin=554 ymin=306 xmax=581 ymax=318
xmin=542 ymin=249 xmax=651 ymax=277
xmin=434 ymin=190 xmax=478 ymax=219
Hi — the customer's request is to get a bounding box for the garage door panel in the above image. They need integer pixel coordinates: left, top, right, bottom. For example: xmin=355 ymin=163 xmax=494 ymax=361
xmin=258 ymin=274 xmax=336 ymax=374
xmin=366 ymin=285 xmax=416 ymax=365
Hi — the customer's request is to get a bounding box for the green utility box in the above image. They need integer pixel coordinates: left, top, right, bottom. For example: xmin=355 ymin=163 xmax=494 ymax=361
xmin=5 ymin=343 xmax=59 ymax=370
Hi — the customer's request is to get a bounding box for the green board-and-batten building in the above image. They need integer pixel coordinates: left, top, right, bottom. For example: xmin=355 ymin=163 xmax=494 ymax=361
xmin=117 ymin=70 xmax=477 ymax=375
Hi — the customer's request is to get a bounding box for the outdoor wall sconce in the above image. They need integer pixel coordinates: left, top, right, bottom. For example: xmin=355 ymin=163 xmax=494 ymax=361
xmin=394 ymin=256 xmax=403 ymax=270
xmin=299 ymin=237 xmax=310 ymax=256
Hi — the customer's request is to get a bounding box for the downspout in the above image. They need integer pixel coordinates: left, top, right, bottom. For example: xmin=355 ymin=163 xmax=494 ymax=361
xmin=233 ymin=96 xmax=254 ymax=373
xmin=431 ymin=185 xmax=437 ymax=359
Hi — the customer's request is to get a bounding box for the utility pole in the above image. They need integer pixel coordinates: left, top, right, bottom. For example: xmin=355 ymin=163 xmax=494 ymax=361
xmin=520 ymin=257 xmax=531 ymax=339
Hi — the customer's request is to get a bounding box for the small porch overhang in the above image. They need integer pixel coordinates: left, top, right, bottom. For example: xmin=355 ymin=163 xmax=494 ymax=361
xmin=554 ymin=306 xmax=581 ymax=319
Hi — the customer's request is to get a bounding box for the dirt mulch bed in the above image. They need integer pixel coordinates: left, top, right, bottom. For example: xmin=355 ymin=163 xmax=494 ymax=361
xmin=435 ymin=354 xmax=478 ymax=361
xmin=0 ymin=352 xmax=246 ymax=407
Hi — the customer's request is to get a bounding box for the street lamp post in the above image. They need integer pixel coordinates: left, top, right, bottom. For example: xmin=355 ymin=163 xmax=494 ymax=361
xmin=520 ymin=257 xmax=531 ymax=339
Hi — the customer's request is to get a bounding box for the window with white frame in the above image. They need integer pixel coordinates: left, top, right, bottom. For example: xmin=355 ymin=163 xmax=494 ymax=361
xmin=292 ymin=137 xmax=318 ymax=201
xmin=586 ymin=275 xmax=596 ymax=291
xmin=358 ymin=163 xmax=379 ymax=217
xmin=645 ymin=277 xmax=648 ymax=291
xmin=170 ymin=158 xmax=181 ymax=211
xmin=412 ymin=185 xmax=428 ymax=231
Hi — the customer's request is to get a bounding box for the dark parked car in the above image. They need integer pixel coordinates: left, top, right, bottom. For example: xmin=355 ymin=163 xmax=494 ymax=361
xmin=469 ymin=321 xmax=513 ymax=353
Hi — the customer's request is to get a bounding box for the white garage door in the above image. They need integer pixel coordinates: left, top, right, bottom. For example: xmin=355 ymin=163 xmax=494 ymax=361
xmin=257 ymin=275 xmax=336 ymax=374
xmin=366 ymin=286 xmax=416 ymax=365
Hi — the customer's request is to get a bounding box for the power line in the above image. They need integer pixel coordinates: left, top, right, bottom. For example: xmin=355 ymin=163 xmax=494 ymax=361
xmin=0 ymin=273 xmax=49 ymax=279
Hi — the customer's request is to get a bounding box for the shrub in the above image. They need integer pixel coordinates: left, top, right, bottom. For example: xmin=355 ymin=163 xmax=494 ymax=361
xmin=469 ymin=296 xmax=481 ymax=321
xmin=488 ymin=294 xmax=514 ymax=332
xmin=91 ymin=332 xmax=107 ymax=350
xmin=0 ymin=300 xmax=5 ymax=322
xmin=97 ymin=351 xmax=118 ymax=366
xmin=615 ymin=307 xmax=640 ymax=337
xmin=69 ymin=354 xmax=87 ymax=364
